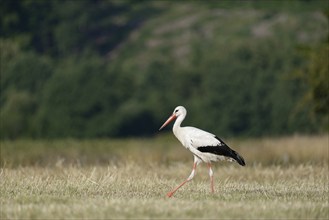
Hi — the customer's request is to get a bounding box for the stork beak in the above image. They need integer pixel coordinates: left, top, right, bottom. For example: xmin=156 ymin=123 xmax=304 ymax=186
xmin=159 ymin=114 xmax=177 ymax=131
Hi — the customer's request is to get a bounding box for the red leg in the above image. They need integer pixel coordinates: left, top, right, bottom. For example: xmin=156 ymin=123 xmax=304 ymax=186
xmin=167 ymin=162 xmax=198 ymax=198
xmin=207 ymin=163 xmax=214 ymax=193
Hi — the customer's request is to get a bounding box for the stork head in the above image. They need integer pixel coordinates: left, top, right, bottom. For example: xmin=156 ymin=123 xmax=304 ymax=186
xmin=159 ymin=106 xmax=186 ymax=131
xmin=172 ymin=106 xmax=186 ymax=117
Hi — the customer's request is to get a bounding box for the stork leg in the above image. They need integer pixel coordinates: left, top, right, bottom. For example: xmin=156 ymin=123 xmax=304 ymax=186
xmin=207 ymin=163 xmax=214 ymax=193
xmin=167 ymin=161 xmax=198 ymax=198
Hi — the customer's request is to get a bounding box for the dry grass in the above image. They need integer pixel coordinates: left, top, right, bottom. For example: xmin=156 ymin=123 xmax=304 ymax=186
xmin=0 ymin=135 xmax=328 ymax=219
xmin=1 ymin=134 xmax=328 ymax=167
xmin=1 ymin=163 xmax=328 ymax=219
xmin=232 ymin=134 xmax=329 ymax=165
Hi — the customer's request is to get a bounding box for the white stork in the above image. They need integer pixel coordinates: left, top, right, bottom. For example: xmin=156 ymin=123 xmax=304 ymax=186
xmin=159 ymin=106 xmax=245 ymax=197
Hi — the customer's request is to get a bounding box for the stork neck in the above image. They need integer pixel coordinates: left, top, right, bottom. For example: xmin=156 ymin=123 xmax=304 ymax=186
xmin=173 ymin=114 xmax=185 ymax=133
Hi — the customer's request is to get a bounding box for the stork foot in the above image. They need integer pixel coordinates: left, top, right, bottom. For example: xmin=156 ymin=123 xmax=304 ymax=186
xmin=167 ymin=191 xmax=174 ymax=198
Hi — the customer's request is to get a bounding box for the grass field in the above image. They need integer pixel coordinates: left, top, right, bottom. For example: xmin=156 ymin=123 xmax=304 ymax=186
xmin=1 ymin=134 xmax=328 ymax=219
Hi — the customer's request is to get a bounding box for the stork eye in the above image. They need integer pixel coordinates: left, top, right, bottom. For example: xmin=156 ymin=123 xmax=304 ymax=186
xmin=175 ymin=109 xmax=178 ymax=113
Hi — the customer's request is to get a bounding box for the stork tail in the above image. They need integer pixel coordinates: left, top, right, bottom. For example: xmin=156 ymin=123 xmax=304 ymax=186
xmin=231 ymin=150 xmax=245 ymax=166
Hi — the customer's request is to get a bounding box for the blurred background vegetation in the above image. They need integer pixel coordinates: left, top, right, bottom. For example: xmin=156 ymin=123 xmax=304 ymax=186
xmin=0 ymin=0 xmax=328 ymax=139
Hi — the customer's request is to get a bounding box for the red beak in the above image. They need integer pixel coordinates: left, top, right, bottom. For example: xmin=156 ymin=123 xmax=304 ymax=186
xmin=159 ymin=114 xmax=177 ymax=131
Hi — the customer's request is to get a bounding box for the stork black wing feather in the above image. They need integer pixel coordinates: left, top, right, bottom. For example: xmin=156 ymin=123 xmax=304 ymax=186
xmin=197 ymin=136 xmax=246 ymax=166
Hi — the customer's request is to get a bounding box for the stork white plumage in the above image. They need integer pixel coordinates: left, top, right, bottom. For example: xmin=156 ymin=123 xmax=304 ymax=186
xmin=159 ymin=106 xmax=245 ymax=198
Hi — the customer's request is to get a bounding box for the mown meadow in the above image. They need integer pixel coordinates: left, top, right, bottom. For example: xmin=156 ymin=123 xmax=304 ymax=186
xmin=1 ymin=134 xmax=328 ymax=219
xmin=1 ymin=1 xmax=328 ymax=219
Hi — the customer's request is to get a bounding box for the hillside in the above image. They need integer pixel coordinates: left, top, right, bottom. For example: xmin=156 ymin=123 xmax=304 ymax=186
xmin=1 ymin=0 xmax=328 ymax=138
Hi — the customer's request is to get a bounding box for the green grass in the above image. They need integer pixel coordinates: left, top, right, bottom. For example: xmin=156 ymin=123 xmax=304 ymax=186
xmin=1 ymin=135 xmax=328 ymax=219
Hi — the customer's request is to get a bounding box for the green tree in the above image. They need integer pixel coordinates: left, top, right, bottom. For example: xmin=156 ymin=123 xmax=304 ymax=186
xmin=0 ymin=39 xmax=53 ymax=138
xmin=293 ymin=44 xmax=329 ymax=130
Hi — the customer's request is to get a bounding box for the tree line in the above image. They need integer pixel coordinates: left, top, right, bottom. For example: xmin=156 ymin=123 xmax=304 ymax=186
xmin=1 ymin=0 xmax=328 ymax=139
